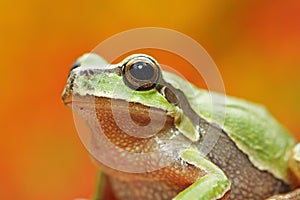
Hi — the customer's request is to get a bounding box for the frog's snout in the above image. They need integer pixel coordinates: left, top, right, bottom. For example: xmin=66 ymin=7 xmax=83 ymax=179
xmin=62 ymin=72 xmax=74 ymax=107
xmin=62 ymin=89 xmax=71 ymax=106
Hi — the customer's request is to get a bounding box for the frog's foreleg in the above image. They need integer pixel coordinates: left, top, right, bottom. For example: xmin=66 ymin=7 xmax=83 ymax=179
xmin=266 ymin=144 xmax=300 ymax=200
xmin=173 ymin=149 xmax=231 ymax=200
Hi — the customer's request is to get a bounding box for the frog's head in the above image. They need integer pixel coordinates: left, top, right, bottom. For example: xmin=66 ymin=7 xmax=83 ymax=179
xmin=62 ymin=53 xmax=189 ymax=146
xmin=62 ymin=53 xmax=199 ymax=166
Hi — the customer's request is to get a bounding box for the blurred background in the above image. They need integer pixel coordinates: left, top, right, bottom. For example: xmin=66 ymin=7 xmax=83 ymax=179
xmin=0 ymin=0 xmax=299 ymax=199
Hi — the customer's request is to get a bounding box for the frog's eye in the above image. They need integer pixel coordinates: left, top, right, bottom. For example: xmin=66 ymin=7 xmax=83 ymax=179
xmin=122 ymin=56 xmax=161 ymax=91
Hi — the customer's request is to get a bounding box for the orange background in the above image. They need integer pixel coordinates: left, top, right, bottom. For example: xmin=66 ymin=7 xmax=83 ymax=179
xmin=1 ymin=1 xmax=299 ymax=199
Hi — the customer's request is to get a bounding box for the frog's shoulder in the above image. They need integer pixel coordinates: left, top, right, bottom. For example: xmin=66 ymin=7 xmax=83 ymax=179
xmin=163 ymin=71 xmax=296 ymax=183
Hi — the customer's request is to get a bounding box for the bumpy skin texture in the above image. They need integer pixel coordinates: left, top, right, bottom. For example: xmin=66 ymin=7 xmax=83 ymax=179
xmin=75 ymin=96 xmax=288 ymax=200
xmin=207 ymin=129 xmax=289 ymax=199
xmin=62 ymin=54 xmax=299 ymax=199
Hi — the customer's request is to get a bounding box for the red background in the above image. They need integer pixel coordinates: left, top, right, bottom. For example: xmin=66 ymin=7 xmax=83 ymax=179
xmin=0 ymin=1 xmax=299 ymax=199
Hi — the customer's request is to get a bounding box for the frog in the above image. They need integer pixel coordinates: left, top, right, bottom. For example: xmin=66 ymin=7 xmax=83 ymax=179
xmin=62 ymin=53 xmax=300 ymax=200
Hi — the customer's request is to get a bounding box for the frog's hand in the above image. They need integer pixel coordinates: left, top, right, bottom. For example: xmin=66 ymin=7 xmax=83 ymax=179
xmin=174 ymin=149 xmax=231 ymax=200
xmin=93 ymin=169 xmax=116 ymax=200
xmin=265 ymin=188 xmax=300 ymax=200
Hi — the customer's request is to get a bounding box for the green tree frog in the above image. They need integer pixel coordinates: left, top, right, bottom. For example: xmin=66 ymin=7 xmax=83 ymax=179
xmin=62 ymin=53 xmax=300 ymax=200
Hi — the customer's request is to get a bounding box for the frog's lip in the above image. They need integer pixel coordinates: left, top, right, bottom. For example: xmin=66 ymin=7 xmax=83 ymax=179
xmin=62 ymin=94 xmax=172 ymax=116
xmin=62 ymin=94 xmax=96 ymax=108
xmin=62 ymin=92 xmax=72 ymax=107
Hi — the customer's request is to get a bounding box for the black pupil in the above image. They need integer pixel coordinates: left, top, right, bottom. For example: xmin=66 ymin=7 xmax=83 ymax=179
xmin=129 ymin=62 xmax=154 ymax=80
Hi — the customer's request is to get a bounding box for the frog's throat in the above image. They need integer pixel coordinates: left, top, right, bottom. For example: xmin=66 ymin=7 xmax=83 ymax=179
xmin=69 ymin=95 xmax=178 ymax=152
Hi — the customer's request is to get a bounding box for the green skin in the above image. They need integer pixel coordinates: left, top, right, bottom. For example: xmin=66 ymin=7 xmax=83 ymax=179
xmin=62 ymin=53 xmax=300 ymax=200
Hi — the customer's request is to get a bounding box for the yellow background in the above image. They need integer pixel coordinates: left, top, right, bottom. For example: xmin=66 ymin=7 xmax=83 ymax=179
xmin=0 ymin=0 xmax=299 ymax=199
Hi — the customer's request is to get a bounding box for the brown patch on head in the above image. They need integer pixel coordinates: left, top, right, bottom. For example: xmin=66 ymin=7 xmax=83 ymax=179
xmin=128 ymin=104 xmax=151 ymax=126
